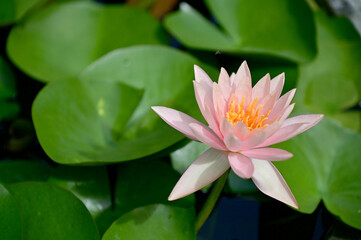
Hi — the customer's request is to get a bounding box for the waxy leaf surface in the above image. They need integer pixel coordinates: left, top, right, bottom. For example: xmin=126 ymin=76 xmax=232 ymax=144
xmin=102 ymin=204 xmax=195 ymax=240
xmin=7 ymin=1 xmax=168 ymax=82
xmin=164 ymin=0 xmax=316 ymax=62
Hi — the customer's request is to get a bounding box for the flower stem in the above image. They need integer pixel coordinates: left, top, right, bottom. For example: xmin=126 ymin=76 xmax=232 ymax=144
xmin=195 ymin=169 xmax=230 ymax=233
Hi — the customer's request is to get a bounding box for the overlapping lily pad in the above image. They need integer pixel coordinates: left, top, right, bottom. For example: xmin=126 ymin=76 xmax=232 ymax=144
xmin=33 ymin=45 xmax=213 ymax=164
xmin=0 ymin=160 xmax=112 ymax=233
xmin=6 ymin=182 xmax=100 ymax=240
xmin=0 ymin=184 xmax=21 ymax=240
xmin=102 ymin=204 xmax=196 ymax=240
xmin=7 ymin=1 xmax=168 ymax=82
xmin=295 ymin=12 xmax=361 ymax=131
xmin=274 ymin=118 xmax=361 ymax=230
xmin=0 ymin=0 xmax=45 ymax=25
xmin=164 ymin=0 xmax=316 ymax=63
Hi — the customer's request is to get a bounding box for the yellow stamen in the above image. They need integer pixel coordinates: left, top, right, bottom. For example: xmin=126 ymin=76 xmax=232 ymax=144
xmin=225 ymin=94 xmax=270 ymax=130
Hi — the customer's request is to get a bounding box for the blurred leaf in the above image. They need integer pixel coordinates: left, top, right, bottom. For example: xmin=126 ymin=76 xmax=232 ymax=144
xmin=32 ymin=79 xmax=143 ymax=164
xmin=33 ymin=45 xmax=213 ymax=164
xmin=0 ymin=161 xmax=112 ymax=235
xmin=0 ymin=184 xmax=21 ymax=240
xmin=170 ymin=141 xmax=208 ymax=174
xmin=47 ymin=165 xmax=112 ymax=234
xmin=0 ymin=160 xmax=51 ymax=183
xmin=0 ymin=56 xmax=19 ymax=121
xmin=295 ymin=12 xmax=361 ymax=131
xmin=274 ymin=118 xmax=361 ymax=230
xmin=6 ymin=182 xmax=100 ymax=240
xmin=164 ymin=0 xmax=316 ymax=63
xmin=114 ymin=159 xmax=194 ymax=215
xmin=7 ymin=1 xmax=169 ymax=82
xmin=0 ymin=0 xmax=45 ymax=25
xmin=102 ymin=204 xmax=196 ymax=240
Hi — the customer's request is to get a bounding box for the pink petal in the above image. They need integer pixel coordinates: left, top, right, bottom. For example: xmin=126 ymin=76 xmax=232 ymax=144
xmin=251 ymin=159 xmax=299 ymax=208
xmin=270 ymin=73 xmax=285 ymax=100
xmin=194 ymin=65 xmax=213 ymax=87
xmin=218 ymin=68 xmax=232 ymax=100
xmin=279 ymin=103 xmax=295 ymax=122
xmin=241 ymin=122 xmax=282 ymax=150
xmin=228 ymin=152 xmax=254 ymax=179
xmin=189 ymin=123 xmax=227 ymax=151
xmin=259 ymin=114 xmax=323 ymax=147
xmin=213 ymin=82 xmax=227 ymax=123
xmin=152 ymin=106 xmax=205 ymax=141
xmin=267 ymin=89 xmax=296 ymax=121
xmin=256 ymin=123 xmax=305 ymax=148
xmin=240 ymin=132 xmax=267 ymax=150
xmin=234 ymin=62 xmax=252 ymax=104
xmin=230 ymin=73 xmax=236 ymax=84
xmin=168 ymin=148 xmax=230 ymax=201
xmin=242 ymin=148 xmax=293 ymax=161
xmin=252 ymin=73 xmax=270 ymax=100
xmin=193 ymin=81 xmax=221 ymax=137
xmin=224 ymin=133 xmax=243 ymax=152
xmin=258 ymin=92 xmax=278 ymax=116
xmin=220 ymin=118 xmax=233 ymax=138
xmin=233 ymin=121 xmax=250 ymax=140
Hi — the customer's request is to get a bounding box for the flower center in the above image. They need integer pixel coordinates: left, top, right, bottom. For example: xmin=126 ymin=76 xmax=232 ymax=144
xmin=226 ymin=94 xmax=270 ymax=130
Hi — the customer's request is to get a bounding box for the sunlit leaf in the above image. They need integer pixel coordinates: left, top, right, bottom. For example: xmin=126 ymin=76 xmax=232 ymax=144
xmin=6 ymin=182 xmax=100 ymax=240
xmin=0 ymin=184 xmax=21 ymax=240
xmin=164 ymin=0 xmax=316 ymax=63
xmin=33 ymin=45 xmax=214 ymax=164
xmin=7 ymin=1 xmax=168 ymax=82
xmin=32 ymin=79 xmax=143 ymax=164
xmin=295 ymin=12 xmax=361 ymax=131
xmin=102 ymin=204 xmax=196 ymax=240
xmin=274 ymin=118 xmax=361 ymax=230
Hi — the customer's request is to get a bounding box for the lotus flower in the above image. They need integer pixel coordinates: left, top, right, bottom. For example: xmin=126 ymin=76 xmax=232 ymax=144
xmin=152 ymin=61 xmax=323 ymax=208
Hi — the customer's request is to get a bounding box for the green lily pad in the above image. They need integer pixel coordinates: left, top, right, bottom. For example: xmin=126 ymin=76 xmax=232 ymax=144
xmin=295 ymin=12 xmax=361 ymax=131
xmin=115 ymin=159 xmax=194 ymax=215
xmin=102 ymin=204 xmax=196 ymax=240
xmin=7 ymin=1 xmax=168 ymax=82
xmin=6 ymin=182 xmax=100 ymax=240
xmin=33 ymin=45 xmax=212 ymax=164
xmin=274 ymin=118 xmax=361 ymax=230
xmin=0 ymin=160 xmax=112 ymax=234
xmin=0 ymin=0 xmax=45 ymax=25
xmin=0 ymin=184 xmax=21 ymax=240
xmin=32 ymin=79 xmax=144 ymax=164
xmin=47 ymin=165 xmax=111 ymax=233
xmin=164 ymin=0 xmax=316 ymax=63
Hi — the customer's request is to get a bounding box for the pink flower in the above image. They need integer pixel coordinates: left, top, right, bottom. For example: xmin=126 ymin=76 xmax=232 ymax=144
xmin=152 ymin=61 xmax=323 ymax=208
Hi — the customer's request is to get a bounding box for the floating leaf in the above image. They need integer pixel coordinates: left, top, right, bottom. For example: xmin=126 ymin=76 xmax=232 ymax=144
xmin=32 ymin=79 xmax=143 ymax=164
xmin=164 ymin=0 xmax=316 ymax=63
xmin=295 ymin=12 xmax=361 ymax=131
xmin=102 ymin=204 xmax=196 ymax=240
xmin=0 ymin=0 xmax=45 ymax=25
xmin=6 ymin=182 xmax=100 ymax=240
xmin=0 ymin=184 xmax=21 ymax=240
xmin=274 ymin=118 xmax=361 ymax=230
xmin=7 ymin=1 xmax=168 ymax=82
xmin=33 ymin=45 xmax=214 ymax=164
